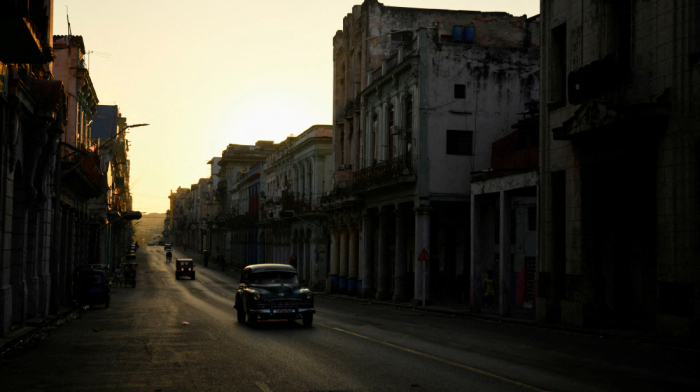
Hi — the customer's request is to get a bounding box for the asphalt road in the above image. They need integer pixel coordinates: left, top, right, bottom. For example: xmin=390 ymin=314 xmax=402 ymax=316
xmin=1 ymin=247 xmax=698 ymax=391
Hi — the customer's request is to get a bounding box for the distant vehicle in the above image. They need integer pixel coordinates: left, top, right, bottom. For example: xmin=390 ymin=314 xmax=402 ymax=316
xmin=123 ymin=262 xmax=138 ymax=288
xmin=234 ymin=264 xmax=314 ymax=327
xmin=148 ymin=242 xmax=154 ymax=246
xmin=126 ymin=252 xmax=136 ymax=260
xmin=175 ymin=258 xmax=195 ymax=280
xmin=164 ymin=244 xmax=172 ymax=251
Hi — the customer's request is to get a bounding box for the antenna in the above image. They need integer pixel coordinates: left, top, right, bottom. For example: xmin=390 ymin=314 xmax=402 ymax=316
xmin=86 ymin=51 xmax=112 ymax=70
xmin=66 ymin=6 xmax=72 ymax=36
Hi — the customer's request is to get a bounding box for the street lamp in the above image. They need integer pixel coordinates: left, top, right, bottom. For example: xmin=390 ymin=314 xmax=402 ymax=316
xmin=64 ymin=123 xmax=149 ymax=176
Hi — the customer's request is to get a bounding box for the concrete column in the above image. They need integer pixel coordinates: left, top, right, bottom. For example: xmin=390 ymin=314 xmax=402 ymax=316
xmin=348 ymin=226 xmax=359 ymax=295
xmin=329 ymin=229 xmax=340 ymax=292
xmin=303 ymin=239 xmax=310 ymax=284
xmin=499 ymin=190 xmax=512 ymax=317
xmin=470 ymin=193 xmax=483 ymax=311
xmin=412 ymin=206 xmax=431 ymax=306
xmin=361 ymin=213 xmax=375 ymax=298
xmin=376 ymin=210 xmax=391 ymax=300
xmin=393 ymin=208 xmax=407 ymax=302
xmin=339 ymin=227 xmax=349 ymax=294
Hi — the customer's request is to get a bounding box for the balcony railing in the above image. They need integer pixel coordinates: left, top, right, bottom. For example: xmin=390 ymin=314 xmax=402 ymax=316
xmin=351 ymin=155 xmax=416 ymax=191
xmin=282 ymin=199 xmax=306 ymax=212
xmin=61 ymin=143 xmax=104 ymax=190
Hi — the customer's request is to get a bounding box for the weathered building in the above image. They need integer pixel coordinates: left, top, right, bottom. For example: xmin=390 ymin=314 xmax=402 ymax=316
xmin=52 ymin=34 xmax=102 ymax=311
xmin=216 ymin=141 xmax=276 ymax=265
xmin=90 ymin=105 xmax=135 ymax=269
xmin=471 ymin=103 xmax=540 ymax=316
xmin=327 ymin=0 xmax=539 ymax=303
xmin=260 ymin=125 xmax=333 ymax=288
xmin=538 ymin=0 xmax=700 ymax=337
xmin=0 ymin=0 xmax=68 ymax=334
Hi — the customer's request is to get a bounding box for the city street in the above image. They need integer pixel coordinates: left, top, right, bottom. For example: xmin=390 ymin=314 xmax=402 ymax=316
xmin=1 ymin=247 xmax=698 ymax=392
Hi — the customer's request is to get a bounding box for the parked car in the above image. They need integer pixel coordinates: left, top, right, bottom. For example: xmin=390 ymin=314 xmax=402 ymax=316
xmin=234 ymin=264 xmax=314 ymax=326
xmin=75 ymin=269 xmax=110 ymax=308
xmin=175 ymin=258 xmax=195 ymax=280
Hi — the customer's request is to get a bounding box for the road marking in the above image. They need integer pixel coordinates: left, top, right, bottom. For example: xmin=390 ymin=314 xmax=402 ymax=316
xmin=161 ymin=278 xmax=168 ymax=286
xmin=318 ymin=323 xmax=552 ymax=392
xmin=255 ymin=381 xmax=273 ymax=392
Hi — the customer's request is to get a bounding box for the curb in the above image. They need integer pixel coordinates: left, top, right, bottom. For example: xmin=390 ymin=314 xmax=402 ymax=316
xmin=317 ymin=293 xmax=700 ymax=351
xmin=0 ymin=305 xmax=81 ymax=359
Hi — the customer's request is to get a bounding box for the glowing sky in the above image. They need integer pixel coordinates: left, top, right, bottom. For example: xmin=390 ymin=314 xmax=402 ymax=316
xmin=54 ymin=0 xmax=539 ymax=213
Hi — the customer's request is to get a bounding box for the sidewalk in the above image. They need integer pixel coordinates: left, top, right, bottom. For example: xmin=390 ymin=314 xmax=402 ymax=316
xmin=0 ymin=306 xmax=80 ymax=359
xmin=319 ymin=292 xmax=700 ymax=351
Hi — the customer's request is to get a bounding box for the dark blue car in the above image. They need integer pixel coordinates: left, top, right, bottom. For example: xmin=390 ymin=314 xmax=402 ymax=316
xmin=75 ymin=269 xmax=111 ymax=308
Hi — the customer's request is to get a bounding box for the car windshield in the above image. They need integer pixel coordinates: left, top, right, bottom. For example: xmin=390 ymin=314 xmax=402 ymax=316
xmin=178 ymin=261 xmax=191 ymax=266
xmin=250 ymin=271 xmax=298 ymax=284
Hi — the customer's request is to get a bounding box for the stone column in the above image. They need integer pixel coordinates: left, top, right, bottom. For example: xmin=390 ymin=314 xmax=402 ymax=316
xmin=348 ymin=226 xmax=359 ymax=295
xmin=361 ymin=213 xmax=375 ymax=298
xmin=393 ymin=208 xmax=407 ymax=302
xmin=303 ymin=238 xmax=310 ymax=284
xmin=499 ymin=190 xmax=512 ymax=317
xmin=376 ymin=210 xmax=391 ymax=300
xmin=329 ymin=228 xmax=340 ymax=292
xmin=412 ymin=206 xmax=431 ymax=306
xmin=339 ymin=227 xmax=349 ymax=294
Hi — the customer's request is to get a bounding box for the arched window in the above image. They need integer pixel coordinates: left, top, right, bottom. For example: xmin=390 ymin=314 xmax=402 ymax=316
xmin=404 ymin=94 xmax=413 ymax=156
xmin=387 ymin=104 xmax=395 ymax=160
xmin=340 ymin=128 xmax=345 ymax=165
xmin=372 ymin=114 xmax=378 ymax=163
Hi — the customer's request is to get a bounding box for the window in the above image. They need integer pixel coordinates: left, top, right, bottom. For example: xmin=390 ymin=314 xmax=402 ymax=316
xmin=528 ymin=206 xmax=537 ymax=231
xmin=387 ymin=105 xmax=395 ymax=159
xmin=454 ymin=84 xmax=466 ymax=99
xmin=391 ymin=31 xmax=413 ymax=51
xmin=372 ymin=114 xmax=378 ymax=162
xmin=340 ymin=126 xmax=345 ymax=165
xmin=550 ymin=23 xmax=567 ymax=104
xmin=404 ymin=95 xmax=413 ymax=154
xmin=445 ymin=130 xmax=473 ymax=155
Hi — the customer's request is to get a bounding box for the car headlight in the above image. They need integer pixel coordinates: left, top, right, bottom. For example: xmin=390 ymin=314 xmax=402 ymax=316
xmin=306 ymin=292 xmax=313 ymax=299
xmin=188 ymin=268 xmax=191 ymax=271
xmin=181 ymin=268 xmax=184 ymax=271
xmin=253 ymin=294 xmax=261 ymax=301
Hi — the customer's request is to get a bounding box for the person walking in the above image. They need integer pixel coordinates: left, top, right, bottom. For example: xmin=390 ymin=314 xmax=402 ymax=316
xmin=114 ymin=265 xmax=123 ymax=288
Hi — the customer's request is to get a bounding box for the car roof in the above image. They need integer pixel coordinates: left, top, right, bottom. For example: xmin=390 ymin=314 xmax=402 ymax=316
xmin=244 ymin=264 xmax=297 ymax=273
xmin=176 ymin=258 xmax=193 ymax=262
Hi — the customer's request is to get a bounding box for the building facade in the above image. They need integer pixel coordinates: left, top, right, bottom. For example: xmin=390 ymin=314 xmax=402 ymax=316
xmin=327 ymin=1 xmax=540 ymax=304
xmin=260 ymin=125 xmax=333 ymax=288
xmin=538 ymin=0 xmax=700 ymax=337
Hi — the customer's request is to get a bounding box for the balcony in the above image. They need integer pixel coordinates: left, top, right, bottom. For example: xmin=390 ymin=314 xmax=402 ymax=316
xmin=350 ymin=155 xmax=416 ymax=192
xmin=282 ymin=199 xmax=307 ymax=212
xmin=61 ymin=143 xmax=105 ymax=199
xmin=0 ymin=1 xmax=50 ymax=63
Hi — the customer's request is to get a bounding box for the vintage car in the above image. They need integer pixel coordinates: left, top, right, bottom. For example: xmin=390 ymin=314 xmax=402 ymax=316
xmin=234 ymin=264 xmax=314 ymax=326
xmin=75 ymin=269 xmax=110 ymax=308
xmin=175 ymin=258 xmax=195 ymax=280
xmin=164 ymin=244 xmax=172 ymax=251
